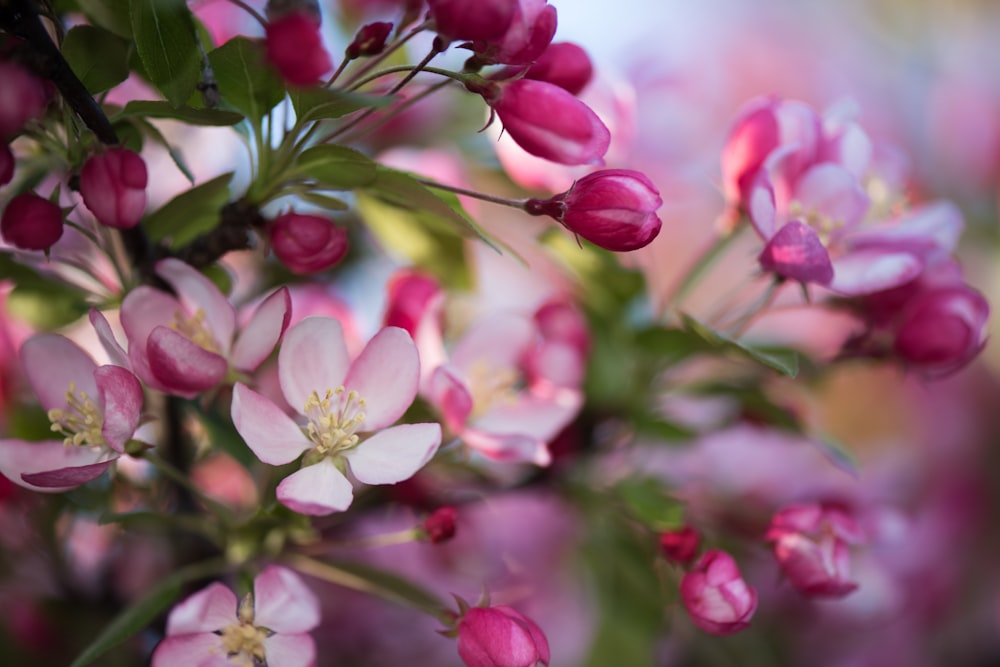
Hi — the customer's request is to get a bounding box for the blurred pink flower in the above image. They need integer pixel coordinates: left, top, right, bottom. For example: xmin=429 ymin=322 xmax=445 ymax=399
xmin=79 ymin=147 xmax=148 ymax=230
xmin=265 ymin=10 xmax=332 ymax=87
xmin=0 ymin=60 xmax=48 ymax=138
xmin=1 ymin=192 xmax=63 ymax=251
xmin=680 ymin=550 xmax=758 ymax=635
xmin=457 ymin=604 xmax=551 ymax=667
xmin=659 ymin=525 xmax=700 ymax=566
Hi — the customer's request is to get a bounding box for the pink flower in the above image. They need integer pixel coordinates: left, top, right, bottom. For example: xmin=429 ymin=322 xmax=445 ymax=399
xmin=269 ymin=212 xmax=349 ymax=274
xmin=1 ymin=192 xmax=63 ymax=251
xmin=119 ymin=258 xmax=291 ymax=397
xmin=345 ymin=21 xmax=394 ymax=60
xmin=0 ymin=334 xmax=141 ymax=492
xmin=152 ymin=565 xmax=320 ymax=667
xmin=518 ymin=41 xmax=593 ymax=96
xmin=428 ymin=0 xmax=517 ymax=43
xmin=525 ymin=169 xmax=662 ymax=251
xmin=422 ymin=505 xmax=458 ymax=543
xmin=0 ymin=61 xmax=48 ymax=138
xmin=231 ymin=316 xmax=441 ymax=515
xmin=480 ymin=79 xmax=610 ymax=166
xmin=457 ymin=605 xmax=550 ymax=667
xmin=766 ymin=502 xmax=864 ymax=598
xmin=474 ymin=0 xmax=558 ymax=66
xmin=659 ymin=525 xmax=700 ymax=565
xmin=680 ymin=550 xmax=758 ymax=635
xmin=79 ymin=147 xmax=148 ymax=229
xmin=265 ymin=11 xmax=333 ymax=87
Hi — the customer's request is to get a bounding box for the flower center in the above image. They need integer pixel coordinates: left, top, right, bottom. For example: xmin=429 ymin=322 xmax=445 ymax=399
xmin=47 ymin=382 xmax=105 ymax=448
xmin=466 ymin=361 xmax=521 ymax=419
xmin=218 ymin=622 xmax=268 ymax=667
xmin=170 ymin=308 xmax=221 ymax=353
xmin=788 ymin=200 xmax=842 ymax=243
xmin=304 ymin=387 xmax=367 ymax=455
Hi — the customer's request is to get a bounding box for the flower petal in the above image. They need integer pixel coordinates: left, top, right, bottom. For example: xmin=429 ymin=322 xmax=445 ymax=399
xmin=276 ymin=459 xmax=353 ymax=515
xmin=231 ymin=287 xmax=291 ymax=372
xmin=156 ymin=258 xmax=236 ymax=355
xmin=829 ymin=249 xmax=924 ymax=296
xmin=96 ymin=365 xmax=143 ymax=453
xmin=461 ymin=428 xmax=552 ymax=466
xmin=263 ymin=634 xmax=317 ymax=667
xmin=427 ymin=365 xmax=474 ymax=431
xmin=0 ymin=440 xmax=113 ymax=492
xmin=89 ymin=309 xmax=130 ymax=369
xmin=21 ymin=334 xmax=98 ymax=412
xmin=344 ymin=326 xmax=419 ymax=430
xmin=231 ymin=383 xmax=313 ymax=465
xmin=795 ymin=163 xmax=869 ymax=231
xmin=451 ymin=314 xmax=535 ymax=374
xmin=758 ymin=220 xmax=834 ymax=284
xmin=473 ymin=388 xmax=582 ymax=442
xmin=147 ymin=326 xmax=228 ymax=398
xmin=151 ymin=633 xmax=228 ymax=667
xmin=253 ymin=566 xmax=321 ymax=633
xmin=279 ymin=317 xmax=350 ymax=415
xmin=165 ymin=582 xmax=238 ymax=634
xmin=121 ymin=286 xmax=181 ymax=389
xmin=344 ymin=423 xmax=441 ymax=485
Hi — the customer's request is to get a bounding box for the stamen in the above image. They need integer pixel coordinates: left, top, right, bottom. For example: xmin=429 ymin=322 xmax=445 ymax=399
xmin=466 ymin=361 xmax=521 ymax=418
xmin=47 ymin=382 xmax=105 ymax=448
xmin=303 ymin=386 xmax=368 ymax=455
xmin=169 ymin=308 xmax=221 ymax=353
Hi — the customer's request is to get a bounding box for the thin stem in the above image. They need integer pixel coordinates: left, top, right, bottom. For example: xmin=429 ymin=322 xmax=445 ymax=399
xmin=659 ymin=222 xmax=746 ymax=316
xmin=342 ymin=21 xmax=431 ymax=89
xmin=387 ymin=45 xmax=444 ymax=95
xmin=325 ymin=58 xmax=351 ymax=87
xmin=224 ymin=0 xmax=267 ymax=28
xmin=333 ymin=78 xmax=452 ymax=145
xmin=298 ymin=528 xmax=420 ymax=555
xmin=417 ymin=178 xmax=528 ymax=209
xmin=724 ymin=277 xmax=783 ymax=338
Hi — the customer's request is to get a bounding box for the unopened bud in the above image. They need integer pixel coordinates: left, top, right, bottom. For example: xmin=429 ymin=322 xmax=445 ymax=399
xmin=422 ymin=506 xmax=458 ymax=544
xmin=659 ymin=525 xmax=699 ymax=565
xmin=346 ymin=22 xmax=394 ymax=60
xmin=269 ymin=212 xmax=348 ymax=274
xmin=265 ymin=11 xmax=333 ymax=87
xmin=80 ymin=147 xmax=148 ymax=229
xmin=0 ymin=144 xmax=13 ymax=186
xmin=1 ymin=192 xmax=63 ymax=251
xmin=0 ymin=61 xmax=48 ymax=138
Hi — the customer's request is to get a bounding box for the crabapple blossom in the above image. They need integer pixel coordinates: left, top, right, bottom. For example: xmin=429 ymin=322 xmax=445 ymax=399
xmin=0 ymin=334 xmax=141 ymax=492
xmin=1 ymin=192 xmax=63 ymax=251
xmin=152 ymin=565 xmax=320 ymax=667
xmin=0 ymin=143 xmax=13 ymax=185
xmin=265 ymin=11 xmax=333 ymax=87
xmin=680 ymin=550 xmax=758 ymax=635
xmin=766 ymin=502 xmax=864 ymax=598
xmin=473 ymin=0 xmax=558 ymax=66
xmin=119 ymin=258 xmax=291 ymax=398
xmin=521 ymin=42 xmax=594 ymax=96
xmin=427 ymin=0 xmax=517 ymax=44
xmin=79 ymin=147 xmax=148 ymax=229
xmin=422 ymin=505 xmax=458 ymax=543
xmin=231 ymin=316 xmax=441 ymax=515
xmin=269 ymin=212 xmax=349 ymax=274
xmin=345 ymin=21 xmax=394 ymax=60
xmin=659 ymin=525 xmax=700 ymax=565
xmin=0 ymin=60 xmax=48 ymax=138
xmin=457 ymin=605 xmax=551 ymax=667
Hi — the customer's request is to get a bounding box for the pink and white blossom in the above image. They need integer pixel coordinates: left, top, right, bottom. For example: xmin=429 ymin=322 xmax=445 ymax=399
xmin=457 ymin=605 xmax=551 ymax=667
xmin=680 ymin=550 xmax=758 ymax=636
xmin=231 ymin=316 xmax=441 ymax=515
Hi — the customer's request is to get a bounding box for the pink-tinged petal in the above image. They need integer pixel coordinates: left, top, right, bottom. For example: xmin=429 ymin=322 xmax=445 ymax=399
xmin=828 ymin=250 xmax=924 ymax=296
xmin=794 ymin=163 xmax=869 ymax=231
xmin=822 ymin=121 xmax=872 ymax=180
xmin=279 ymin=317 xmax=350 ymax=415
xmin=427 ymin=365 xmax=474 ymax=431
xmin=344 ymin=423 xmax=441 ymax=485
xmin=758 ymin=220 xmax=834 ymax=284
xmin=156 ymin=258 xmax=235 ymax=354
xmin=253 ymin=566 xmax=321 ymax=633
xmin=231 ymin=287 xmax=291 ymax=372
xmin=21 ymin=334 xmax=98 ymax=412
xmin=263 ymin=634 xmax=316 ymax=667
xmin=461 ymin=428 xmax=551 ymax=466
xmin=165 ymin=582 xmax=238 ymax=634
xmin=844 ymin=201 xmax=963 ymax=257
xmin=231 ymin=383 xmax=313 ymax=465
xmin=344 ymin=327 xmax=419 ymax=430
xmin=276 ymin=459 xmax=353 ymax=515
xmin=121 ymin=285 xmax=182 ymax=350
xmin=451 ymin=314 xmax=535 ymax=374
xmin=747 ymin=176 xmax=777 ymax=240
xmin=95 ymin=365 xmax=143 ymax=452
xmin=773 ymin=100 xmax=822 ymax=180
xmin=720 ymin=98 xmax=779 ymax=202
xmin=147 ymin=327 xmax=228 ymax=397
xmin=89 ymin=309 xmax=130 ymax=369
xmin=151 ymin=633 xmax=228 ymax=667
xmin=0 ymin=440 xmax=112 ymax=492
xmin=473 ymin=389 xmax=581 ymax=443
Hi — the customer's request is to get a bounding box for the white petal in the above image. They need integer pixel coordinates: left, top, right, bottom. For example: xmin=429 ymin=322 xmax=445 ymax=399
xmin=276 ymin=459 xmax=353 ymax=515
xmin=344 ymin=327 xmax=419 ymax=430
xmin=253 ymin=566 xmax=321 ymax=633
xmin=231 ymin=383 xmax=312 ymax=465
xmin=279 ymin=317 xmax=350 ymax=415
xmin=344 ymin=423 xmax=441 ymax=485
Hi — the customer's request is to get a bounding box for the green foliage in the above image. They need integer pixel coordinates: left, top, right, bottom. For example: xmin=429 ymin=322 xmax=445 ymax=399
xmin=292 ymin=145 xmax=378 ymax=190
xmin=73 ymin=0 xmax=133 ymax=38
xmin=207 ymin=37 xmax=286 ymax=124
xmin=129 ymin=0 xmax=201 ymax=107
xmin=111 ymin=100 xmax=244 ymax=126
xmin=617 ymin=477 xmax=685 ymax=531
xmin=289 ymin=88 xmax=392 ymax=124
xmin=679 ymin=314 xmax=799 ymax=377
xmin=142 ymin=172 xmax=234 ymax=245
xmin=0 ymin=255 xmax=90 ymax=329
xmin=61 ymin=25 xmax=131 ymax=94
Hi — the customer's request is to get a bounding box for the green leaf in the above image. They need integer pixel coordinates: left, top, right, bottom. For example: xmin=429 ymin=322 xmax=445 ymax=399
xmin=292 ymin=145 xmax=377 ymax=190
xmin=129 ymin=0 xmax=201 ymax=106
xmin=69 ymin=558 xmax=226 ymax=667
xmin=75 ymin=0 xmax=133 ymax=38
xmin=290 ymin=87 xmax=392 ymax=124
xmin=617 ymin=477 xmax=684 ymax=530
xmin=207 ymin=37 xmax=285 ymax=124
xmin=112 ymin=100 xmax=244 ymax=126
xmin=119 ymin=115 xmax=195 ymax=182
xmin=297 ymin=191 xmax=349 ymax=211
xmin=143 ymin=172 xmax=233 ymax=245
xmin=679 ymin=313 xmax=800 ymax=377
xmin=61 ymin=25 xmax=131 ymax=94
xmin=812 ymin=434 xmax=860 ymax=478
xmin=0 ymin=255 xmax=90 ymax=329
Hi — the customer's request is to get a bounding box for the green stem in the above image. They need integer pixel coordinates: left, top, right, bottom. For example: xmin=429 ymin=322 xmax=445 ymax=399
xmin=659 ymin=221 xmax=746 ymax=316
xmin=417 ymin=178 xmax=528 ymax=209
xmin=299 ymin=528 xmax=420 ymax=554
xmin=142 ymin=449 xmax=237 ymax=525
xmin=724 ymin=277 xmax=783 ymax=338
xmin=333 ymin=78 xmax=452 ymax=145
xmin=341 ymin=21 xmax=430 ymax=89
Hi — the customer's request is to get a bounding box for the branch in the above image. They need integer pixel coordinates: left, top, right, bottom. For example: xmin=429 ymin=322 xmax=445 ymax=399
xmin=173 ymin=199 xmax=267 ymax=269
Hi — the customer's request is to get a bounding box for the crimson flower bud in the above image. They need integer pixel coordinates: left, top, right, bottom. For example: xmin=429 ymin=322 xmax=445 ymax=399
xmin=680 ymin=550 xmax=757 ymax=636
xmin=524 ymin=42 xmax=593 ymax=96
xmin=1 ymin=192 xmax=63 ymax=251
xmin=269 ymin=212 xmax=348 ymax=274
xmin=457 ymin=605 xmax=550 ymax=667
xmin=422 ymin=505 xmax=458 ymax=543
xmin=384 ymin=270 xmax=442 ymax=336
xmin=346 ymin=22 xmax=394 ymax=60
xmin=428 ymin=0 xmax=517 ymax=43
xmin=265 ymin=11 xmax=333 ymax=87
xmin=79 ymin=147 xmax=147 ymax=229
xmin=526 ymin=169 xmax=662 ymax=251
xmin=481 ymin=78 xmax=609 ymax=166
xmin=0 ymin=144 xmax=13 ymax=186
xmin=659 ymin=525 xmax=700 ymax=565
xmin=893 ymin=284 xmax=989 ymax=376
xmin=0 ymin=61 xmax=48 ymax=138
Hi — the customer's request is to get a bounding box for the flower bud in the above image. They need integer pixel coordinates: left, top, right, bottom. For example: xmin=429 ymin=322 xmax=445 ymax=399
xmin=422 ymin=505 xmax=458 ymax=543
xmin=428 ymin=0 xmax=517 ymax=43
xmin=1 ymin=192 xmax=63 ymax=251
xmin=526 ymin=169 xmax=662 ymax=251
xmin=345 ymin=21 xmax=394 ymax=60
xmin=524 ymin=42 xmax=593 ymax=95
xmin=482 ymin=0 xmax=557 ymax=66
xmin=384 ymin=270 xmax=443 ymax=336
xmin=680 ymin=550 xmax=757 ymax=635
xmin=79 ymin=147 xmax=147 ymax=229
xmin=265 ymin=11 xmax=333 ymax=87
xmin=659 ymin=525 xmax=700 ymax=565
xmin=457 ymin=605 xmax=550 ymax=667
xmin=0 ymin=61 xmax=48 ymax=138
xmin=892 ymin=284 xmax=989 ymax=376
xmin=269 ymin=212 xmax=348 ymax=274
xmin=483 ymin=79 xmax=610 ymax=166
xmin=0 ymin=144 xmax=13 ymax=186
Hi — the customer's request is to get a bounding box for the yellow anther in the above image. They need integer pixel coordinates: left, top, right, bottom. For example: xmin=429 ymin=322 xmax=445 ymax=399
xmin=466 ymin=361 xmax=521 ymax=419
xmin=302 ymin=386 xmax=368 ymax=456
xmin=169 ymin=308 xmax=221 ymax=353
xmin=48 ymin=384 xmax=105 ymax=448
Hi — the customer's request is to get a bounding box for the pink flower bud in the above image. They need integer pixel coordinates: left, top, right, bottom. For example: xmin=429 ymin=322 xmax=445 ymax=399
xmin=0 ymin=61 xmax=48 ymax=138
xmin=457 ymin=605 xmax=550 ymax=667
xmin=659 ymin=525 xmax=700 ymax=565
xmin=680 ymin=550 xmax=757 ymax=636
xmin=1 ymin=192 xmax=63 ymax=251
xmin=423 ymin=505 xmax=458 ymax=543
xmin=265 ymin=11 xmax=333 ymax=87
xmin=484 ymin=0 xmax=557 ymax=66
xmin=524 ymin=42 xmax=593 ymax=96
xmin=428 ymin=0 xmax=517 ymax=43
xmin=79 ymin=147 xmax=147 ymax=229
xmin=483 ymin=79 xmax=609 ymax=166
xmin=526 ymin=169 xmax=662 ymax=251
xmin=346 ymin=21 xmax=394 ymax=60
xmin=893 ymin=283 xmax=989 ymax=375
xmin=269 ymin=212 xmax=348 ymax=274
xmin=384 ymin=270 xmax=442 ymax=336
xmin=0 ymin=143 xmax=13 ymax=186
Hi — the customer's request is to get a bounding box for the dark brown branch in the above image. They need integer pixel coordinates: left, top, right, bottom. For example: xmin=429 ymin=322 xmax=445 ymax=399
xmin=174 ymin=199 xmax=267 ymax=269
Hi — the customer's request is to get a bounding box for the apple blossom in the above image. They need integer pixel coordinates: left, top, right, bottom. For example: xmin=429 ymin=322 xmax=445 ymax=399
xmin=457 ymin=605 xmax=551 ymax=667
xmin=152 ymin=565 xmax=320 ymax=667
xmin=269 ymin=212 xmax=349 ymax=274
xmin=345 ymin=21 xmax=394 ymax=60
xmin=265 ymin=11 xmax=333 ymax=87
xmin=473 ymin=0 xmax=558 ymax=66
xmin=79 ymin=147 xmax=148 ymax=229
xmin=231 ymin=316 xmax=441 ymax=515
xmin=520 ymin=42 xmax=594 ymax=96
xmin=427 ymin=0 xmax=517 ymax=44
xmin=659 ymin=525 xmax=700 ymax=565
xmin=422 ymin=505 xmax=458 ymax=543
xmin=0 ymin=60 xmax=48 ymax=138
xmin=680 ymin=550 xmax=758 ymax=635
xmin=1 ymin=192 xmax=63 ymax=251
